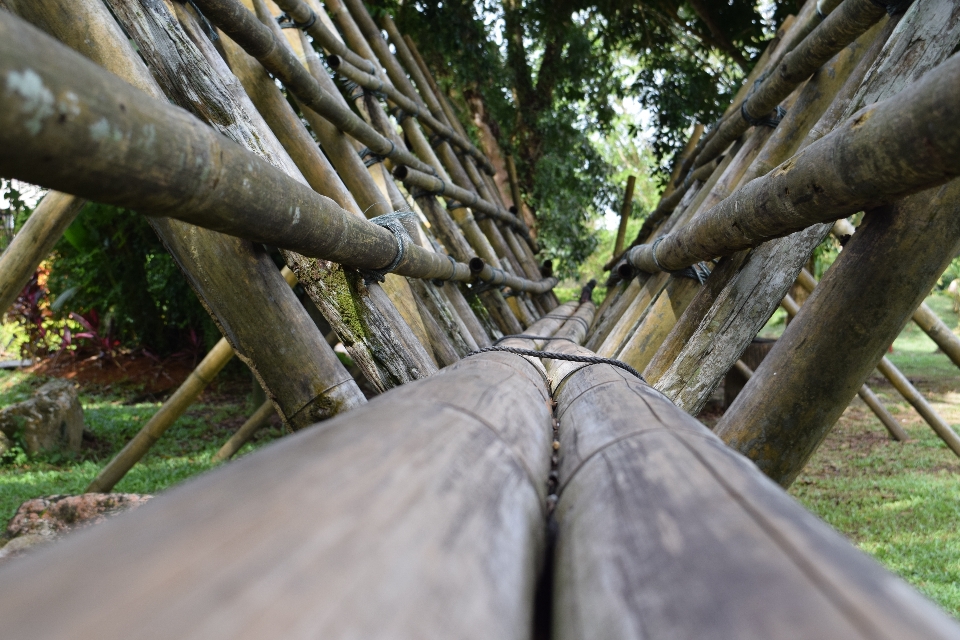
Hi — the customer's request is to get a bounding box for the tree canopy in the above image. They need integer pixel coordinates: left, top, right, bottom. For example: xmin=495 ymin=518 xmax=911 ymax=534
xmin=373 ymin=0 xmax=799 ymax=275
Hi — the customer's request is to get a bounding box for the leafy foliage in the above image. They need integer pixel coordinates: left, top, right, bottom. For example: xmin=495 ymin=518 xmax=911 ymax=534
xmin=370 ymin=0 xmax=796 ymax=275
xmin=18 ymin=203 xmax=218 ymax=356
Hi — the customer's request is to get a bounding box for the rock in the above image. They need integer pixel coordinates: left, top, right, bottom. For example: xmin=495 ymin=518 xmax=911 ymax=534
xmin=0 ymin=431 xmax=10 ymax=457
xmin=0 ymin=380 xmax=85 ymax=454
xmin=0 ymin=493 xmax=152 ymax=561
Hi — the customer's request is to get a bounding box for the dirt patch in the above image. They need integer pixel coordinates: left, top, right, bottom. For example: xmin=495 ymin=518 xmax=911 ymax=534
xmin=27 ymin=351 xmax=197 ymax=395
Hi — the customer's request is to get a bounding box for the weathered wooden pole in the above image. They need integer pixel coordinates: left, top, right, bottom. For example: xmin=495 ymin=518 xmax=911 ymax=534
xmin=615 ymin=22 xmax=884 ymax=382
xmin=645 ymin=0 xmax=956 ymax=410
xmin=107 ymin=0 xmax=442 ymax=389
xmin=0 ymin=351 xmax=554 ymax=640
xmin=716 ymin=177 xmax=960 ymax=486
xmin=832 ymin=218 xmax=960 ymax=370
xmin=0 ymin=191 xmax=85 ymax=315
xmin=626 ymin=52 xmax=960 ymax=275
xmin=212 ymin=399 xmax=275 ymax=463
xmin=544 ymin=353 xmax=959 ymax=639
xmin=0 ymin=15 xmax=556 ymax=295
xmin=690 ymin=0 xmax=894 ymax=172
xmin=780 ymin=292 xmax=908 ymax=442
xmin=612 ymin=176 xmax=636 ymax=258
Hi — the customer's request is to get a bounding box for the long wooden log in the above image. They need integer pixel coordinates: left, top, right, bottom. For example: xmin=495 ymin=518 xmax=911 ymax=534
xmin=0 ymin=13 xmax=556 ymax=295
xmin=780 ymin=292 xmax=909 ymax=442
xmin=626 ymin=51 xmax=960 ymax=274
xmin=545 ymin=351 xmax=960 ymax=639
xmin=716 ymin=177 xmax=960 ymax=486
xmin=832 ymin=218 xmax=960 ymax=370
xmin=0 ymin=191 xmax=84 ymax=315
xmin=0 ymin=351 xmax=554 ymax=639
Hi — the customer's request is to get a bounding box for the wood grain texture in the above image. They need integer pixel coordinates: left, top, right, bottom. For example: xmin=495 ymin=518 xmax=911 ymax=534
xmin=717 ymin=179 xmax=960 ymax=485
xmin=550 ymin=361 xmax=960 ymax=640
xmin=0 ymin=353 xmax=553 ymax=640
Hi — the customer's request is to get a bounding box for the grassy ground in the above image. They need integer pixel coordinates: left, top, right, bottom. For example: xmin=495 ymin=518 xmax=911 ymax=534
xmin=0 ymin=365 xmax=285 ymax=525
xmin=786 ymin=293 xmax=960 ymax=617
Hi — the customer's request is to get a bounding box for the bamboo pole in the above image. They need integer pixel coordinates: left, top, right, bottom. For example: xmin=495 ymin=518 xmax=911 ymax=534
xmin=113 ymin=0 xmax=440 ymax=389
xmin=399 ymin=38 xmax=548 ymax=309
xmin=833 ymin=218 xmax=960 ymax=370
xmin=617 ymin=23 xmax=882 ymax=383
xmin=543 ymin=348 xmax=958 ymax=639
xmin=0 ymin=191 xmax=85 ymax=316
xmin=614 ymin=275 xmax=704 ymax=372
xmin=86 ymin=338 xmax=235 ymax=492
xmin=242 ymin=0 xmax=452 ymax=371
xmin=298 ymin=0 xmax=531 ymax=335
xmin=780 ymin=292 xmax=908 ymax=442
xmin=0 ymin=351 xmax=556 ymax=640
xmin=691 ymin=0 xmax=890 ymax=172
xmin=211 ymin=399 xmax=275 ymax=463
xmin=0 ymin=14 xmax=556 ymax=295
xmin=626 ymin=53 xmax=960 ymax=275
xmin=645 ymin=10 xmax=910 ymax=409
xmin=186 ymin=0 xmax=435 ymax=174
xmin=716 ymin=176 xmax=960 ymax=486
xmin=612 ymin=176 xmax=636 ymax=258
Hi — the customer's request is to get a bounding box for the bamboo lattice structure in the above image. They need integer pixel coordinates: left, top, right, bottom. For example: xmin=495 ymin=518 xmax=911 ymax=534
xmin=1 ymin=0 xmax=960 ymax=636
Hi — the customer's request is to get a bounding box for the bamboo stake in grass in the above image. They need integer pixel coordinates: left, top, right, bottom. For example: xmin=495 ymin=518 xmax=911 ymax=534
xmin=212 ymin=399 xmax=276 ymax=463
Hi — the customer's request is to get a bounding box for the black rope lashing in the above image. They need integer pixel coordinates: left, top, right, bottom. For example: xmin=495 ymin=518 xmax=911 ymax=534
xmin=276 ymin=10 xmax=317 ymax=30
xmin=493 ymin=334 xmax=577 ymax=345
xmin=390 ymin=103 xmax=420 ymax=122
xmin=428 ymin=134 xmax=445 ymax=149
xmin=649 ymin=239 xmax=711 ymax=284
xmin=740 ymin=102 xmax=787 ymax=128
xmin=446 ymin=201 xmax=466 ymax=211
xmin=359 ymin=212 xmax=413 ymax=284
xmin=468 ymin=346 xmax=646 ymax=382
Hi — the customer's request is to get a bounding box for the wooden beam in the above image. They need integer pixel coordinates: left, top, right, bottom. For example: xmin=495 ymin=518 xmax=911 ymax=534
xmin=0 ymin=352 xmax=555 ymax=639
xmin=546 ymin=350 xmax=959 ymax=639
xmin=716 ymin=177 xmax=960 ymax=486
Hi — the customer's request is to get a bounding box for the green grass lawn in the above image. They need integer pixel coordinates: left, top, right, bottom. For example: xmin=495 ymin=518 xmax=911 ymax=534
xmin=0 ymin=368 xmax=285 ymax=525
xmin=790 ymin=292 xmax=960 ymax=617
